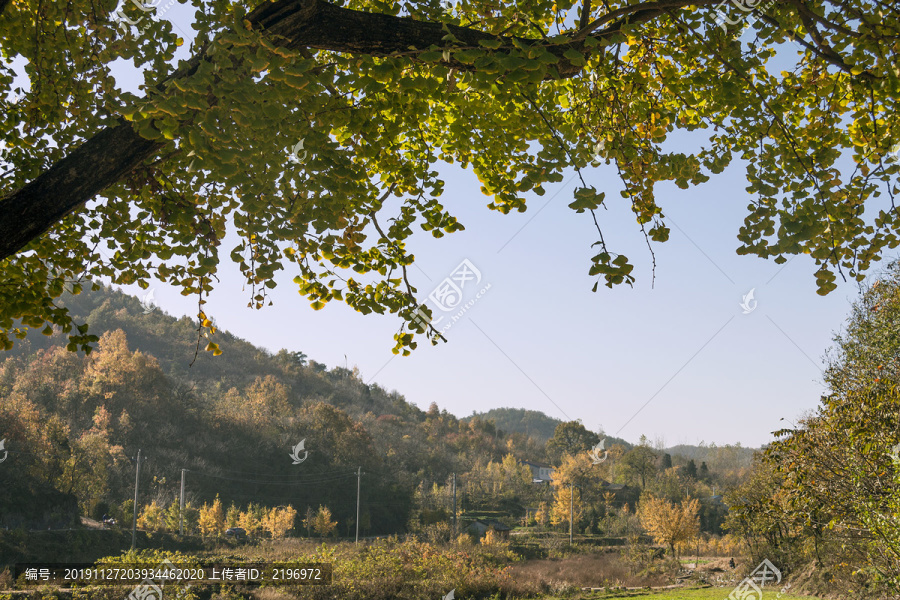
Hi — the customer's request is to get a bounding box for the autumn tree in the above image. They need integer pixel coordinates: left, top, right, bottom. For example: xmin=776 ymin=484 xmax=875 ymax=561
xmin=297 ymin=402 xmax=378 ymax=468
xmin=137 ymin=501 xmax=166 ymax=531
xmin=534 ymin=501 xmax=551 ymax=528
xmin=497 ymin=453 xmax=538 ymax=497
xmin=226 ymin=503 xmax=241 ymax=528
xmin=56 ymin=405 xmax=127 ymax=512
xmin=550 ymin=485 xmax=583 ymax=530
xmin=164 ymin=499 xmax=182 ymax=532
xmin=181 ymin=502 xmax=200 ymax=534
xmin=198 ymin=495 xmax=226 ymax=536
xmin=638 ymin=495 xmax=700 ymax=558
xmin=306 ymin=505 xmax=338 ymax=538
xmin=238 ymin=503 xmax=266 ymax=538
xmin=553 ymin=452 xmax=607 ymax=499
xmin=2 ymin=0 xmax=897 ymax=356
xmin=262 ymin=505 xmax=297 ymax=539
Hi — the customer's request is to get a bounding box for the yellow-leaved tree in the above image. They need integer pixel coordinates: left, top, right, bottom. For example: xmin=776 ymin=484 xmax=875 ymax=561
xmin=638 ymin=495 xmax=700 ymax=558
xmin=198 ymin=495 xmax=226 ymax=537
xmin=137 ymin=501 xmax=165 ymax=532
xmin=306 ymin=505 xmax=338 ymax=538
xmin=263 ymin=505 xmax=297 ymax=539
xmin=534 ymin=501 xmax=551 ymax=527
xmin=550 ymin=453 xmax=608 ymax=530
xmin=238 ymin=503 xmax=266 ymax=538
xmin=550 ymin=485 xmax=582 ymax=528
xmin=226 ymin=503 xmax=241 ymax=528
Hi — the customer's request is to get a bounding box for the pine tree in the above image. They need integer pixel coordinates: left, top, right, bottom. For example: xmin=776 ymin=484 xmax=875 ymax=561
xmin=699 ymin=461 xmax=710 ymax=480
xmin=661 ymin=453 xmax=673 ymax=470
xmin=683 ymin=459 xmax=698 ymax=479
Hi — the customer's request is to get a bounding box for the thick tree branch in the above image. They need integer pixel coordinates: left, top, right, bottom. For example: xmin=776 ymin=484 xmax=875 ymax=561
xmin=0 ymin=0 xmax=776 ymax=262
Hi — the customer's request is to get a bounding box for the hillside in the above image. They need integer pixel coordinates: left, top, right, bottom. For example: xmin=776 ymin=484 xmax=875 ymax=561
xmin=0 ymin=285 xmax=752 ymax=544
xmin=665 ymin=443 xmax=756 ymax=472
xmin=465 ymin=408 xmax=563 ymax=443
xmin=0 ymin=285 xmax=539 ymax=534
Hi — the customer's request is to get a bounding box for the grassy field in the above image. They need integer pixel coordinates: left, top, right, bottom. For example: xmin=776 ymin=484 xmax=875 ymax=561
xmin=575 ymin=587 xmax=822 ymax=600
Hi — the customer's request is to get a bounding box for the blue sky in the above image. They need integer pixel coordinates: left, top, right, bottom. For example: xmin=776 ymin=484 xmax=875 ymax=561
xmin=116 ymin=153 xmax=866 ymax=449
xmin=96 ymin=3 xmax=873 ymax=449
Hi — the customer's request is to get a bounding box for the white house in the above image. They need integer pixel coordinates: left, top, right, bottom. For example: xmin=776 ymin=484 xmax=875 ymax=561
xmin=521 ymin=460 xmax=554 ymax=483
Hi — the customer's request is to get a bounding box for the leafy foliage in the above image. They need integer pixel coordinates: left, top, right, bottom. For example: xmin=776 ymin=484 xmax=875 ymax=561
xmin=638 ymin=495 xmax=700 ymax=558
xmin=546 ymin=420 xmax=600 ymax=463
xmin=1 ymin=0 xmax=899 ymax=356
xmin=732 ymin=261 xmax=900 ymax=591
xmin=0 ymin=285 xmax=757 ymax=549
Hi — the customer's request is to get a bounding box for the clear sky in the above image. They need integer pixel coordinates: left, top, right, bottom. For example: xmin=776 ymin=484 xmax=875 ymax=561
xmin=100 ymin=4 xmax=874 ymax=449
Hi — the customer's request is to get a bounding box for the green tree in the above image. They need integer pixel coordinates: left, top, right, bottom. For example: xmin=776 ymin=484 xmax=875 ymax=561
xmin=546 ymin=421 xmax=600 ymax=464
xmin=660 ymin=453 xmax=672 ymax=470
xmin=2 ymin=0 xmax=898 ymax=355
xmin=119 ymin=499 xmax=135 ymax=529
xmin=683 ymin=459 xmax=698 ymax=480
xmin=759 ymin=262 xmax=900 ymax=580
xmin=723 ymin=453 xmax=800 ymax=568
xmin=620 ymin=445 xmax=657 ymax=489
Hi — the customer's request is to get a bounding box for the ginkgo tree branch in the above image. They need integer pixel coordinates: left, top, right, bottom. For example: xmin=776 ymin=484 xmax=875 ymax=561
xmin=0 ymin=0 xmax=713 ymax=263
xmin=572 ymin=0 xmax=717 ymax=41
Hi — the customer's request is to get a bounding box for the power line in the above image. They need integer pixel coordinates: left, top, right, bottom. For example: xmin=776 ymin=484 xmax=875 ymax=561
xmin=186 ymin=469 xmax=358 ymax=486
xmin=176 ymin=461 xmax=358 ymax=477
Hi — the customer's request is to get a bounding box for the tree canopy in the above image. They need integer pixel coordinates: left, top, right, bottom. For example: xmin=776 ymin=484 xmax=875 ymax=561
xmin=1 ymin=0 xmax=899 ymax=354
xmin=726 ymin=260 xmax=900 ymax=583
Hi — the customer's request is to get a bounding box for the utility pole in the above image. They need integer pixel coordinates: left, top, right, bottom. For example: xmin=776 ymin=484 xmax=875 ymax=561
xmin=180 ymin=469 xmax=186 ymax=535
xmin=452 ymin=473 xmax=457 ymax=536
xmin=131 ymin=449 xmax=142 ymax=550
xmin=355 ymin=466 xmax=361 ymax=544
xmin=569 ymin=483 xmax=574 ymax=545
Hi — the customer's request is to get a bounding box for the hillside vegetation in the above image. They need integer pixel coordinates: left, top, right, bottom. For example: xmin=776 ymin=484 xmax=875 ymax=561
xmin=0 ymin=287 xmax=750 ymax=557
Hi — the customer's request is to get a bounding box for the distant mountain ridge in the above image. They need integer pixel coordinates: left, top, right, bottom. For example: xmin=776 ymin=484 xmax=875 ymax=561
xmin=464 ymin=408 xmax=635 ymax=450
xmin=466 ymin=409 xmax=758 ymax=466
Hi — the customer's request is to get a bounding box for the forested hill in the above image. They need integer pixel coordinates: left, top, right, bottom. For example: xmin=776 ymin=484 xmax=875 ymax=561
xmin=0 ymin=285 xmax=546 ymax=533
xmin=8 ymin=284 xmax=420 ymax=419
xmin=0 ymin=285 xmax=752 ymax=536
xmin=465 ymin=408 xmax=633 ymax=450
xmin=464 ymin=408 xmax=564 ymax=443
xmin=664 ymin=444 xmax=756 ymax=473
